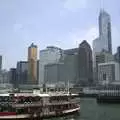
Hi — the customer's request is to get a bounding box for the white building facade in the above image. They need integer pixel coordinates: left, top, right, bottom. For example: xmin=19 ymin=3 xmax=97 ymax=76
xmin=98 ymin=62 xmax=120 ymax=85
xmin=39 ymin=46 xmax=63 ymax=85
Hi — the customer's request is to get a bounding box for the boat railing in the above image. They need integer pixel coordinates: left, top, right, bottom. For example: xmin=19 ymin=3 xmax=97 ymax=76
xmin=48 ymin=101 xmax=77 ymax=105
xmin=12 ymin=101 xmax=43 ymax=108
xmin=12 ymin=100 xmax=78 ymax=108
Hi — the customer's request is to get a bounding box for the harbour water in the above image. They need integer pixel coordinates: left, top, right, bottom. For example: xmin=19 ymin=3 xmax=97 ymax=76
xmin=44 ymin=98 xmax=120 ymax=120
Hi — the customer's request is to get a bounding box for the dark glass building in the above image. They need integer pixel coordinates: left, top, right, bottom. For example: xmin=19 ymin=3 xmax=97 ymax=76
xmin=9 ymin=68 xmax=17 ymax=88
xmin=78 ymin=40 xmax=93 ymax=86
xmin=16 ymin=61 xmax=28 ymax=85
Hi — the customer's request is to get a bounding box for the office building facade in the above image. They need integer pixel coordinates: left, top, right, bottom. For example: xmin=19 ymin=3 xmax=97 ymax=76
xmin=44 ymin=51 xmax=79 ymax=87
xmin=95 ymin=50 xmax=114 ymax=71
xmin=16 ymin=61 xmax=28 ymax=85
xmin=0 ymin=70 xmax=9 ymax=84
xmin=94 ymin=50 xmax=114 ymax=82
xmin=63 ymin=54 xmax=79 ymax=85
xmin=28 ymin=43 xmax=37 ymax=84
xmin=44 ymin=63 xmax=64 ymax=86
xmin=78 ymin=40 xmax=93 ymax=86
xmin=9 ymin=68 xmax=17 ymax=88
xmin=98 ymin=62 xmax=120 ymax=85
xmin=39 ymin=46 xmax=63 ymax=85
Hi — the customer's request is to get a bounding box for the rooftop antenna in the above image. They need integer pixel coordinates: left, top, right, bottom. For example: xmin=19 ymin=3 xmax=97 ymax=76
xmin=67 ymin=80 xmax=70 ymax=95
xmin=100 ymin=0 xmax=104 ymax=12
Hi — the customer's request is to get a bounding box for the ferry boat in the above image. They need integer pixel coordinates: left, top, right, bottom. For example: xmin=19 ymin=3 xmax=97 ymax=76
xmin=0 ymin=91 xmax=80 ymax=119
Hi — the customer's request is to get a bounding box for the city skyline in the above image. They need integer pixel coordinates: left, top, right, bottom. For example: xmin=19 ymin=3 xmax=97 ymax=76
xmin=0 ymin=0 xmax=120 ymax=69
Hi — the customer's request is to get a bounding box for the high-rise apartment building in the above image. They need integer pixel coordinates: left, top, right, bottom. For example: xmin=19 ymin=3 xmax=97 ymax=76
xmin=78 ymin=40 xmax=93 ymax=86
xmin=28 ymin=43 xmax=37 ymax=84
xmin=99 ymin=9 xmax=112 ymax=53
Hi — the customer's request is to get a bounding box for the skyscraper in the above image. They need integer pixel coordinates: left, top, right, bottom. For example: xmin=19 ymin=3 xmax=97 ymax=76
xmin=92 ymin=10 xmax=112 ymax=83
xmin=28 ymin=43 xmax=37 ymax=84
xmin=78 ymin=40 xmax=93 ymax=86
xmin=99 ymin=9 xmax=112 ymax=53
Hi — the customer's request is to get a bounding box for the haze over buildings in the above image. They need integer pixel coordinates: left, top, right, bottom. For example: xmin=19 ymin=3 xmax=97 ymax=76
xmin=0 ymin=0 xmax=119 ymax=69
xmin=0 ymin=1 xmax=120 ymax=88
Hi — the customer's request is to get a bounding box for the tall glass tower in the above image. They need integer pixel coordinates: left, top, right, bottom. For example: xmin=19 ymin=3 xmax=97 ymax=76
xmin=99 ymin=9 xmax=112 ymax=53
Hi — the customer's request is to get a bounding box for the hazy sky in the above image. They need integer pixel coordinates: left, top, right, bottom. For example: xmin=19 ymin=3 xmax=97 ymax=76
xmin=0 ymin=0 xmax=120 ymax=69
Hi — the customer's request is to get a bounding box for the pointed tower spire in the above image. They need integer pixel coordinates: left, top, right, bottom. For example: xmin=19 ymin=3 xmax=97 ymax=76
xmin=100 ymin=0 xmax=104 ymax=10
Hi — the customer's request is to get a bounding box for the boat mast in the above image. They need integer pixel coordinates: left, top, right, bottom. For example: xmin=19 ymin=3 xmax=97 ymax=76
xmin=68 ymin=80 xmax=70 ymax=94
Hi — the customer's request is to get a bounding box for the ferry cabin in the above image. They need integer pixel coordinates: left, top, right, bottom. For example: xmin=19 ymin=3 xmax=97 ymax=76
xmin=0 ymin=93 xmax=80 ymax=117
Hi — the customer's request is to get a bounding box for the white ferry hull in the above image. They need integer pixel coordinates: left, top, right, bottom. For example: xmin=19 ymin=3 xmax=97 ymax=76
xmin=0 ymin=106 xmax=80 ymax=120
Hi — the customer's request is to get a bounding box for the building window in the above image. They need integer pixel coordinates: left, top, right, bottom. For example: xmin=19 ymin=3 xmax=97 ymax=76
xmin=103 ymin=73 xmax=106 ymax=80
